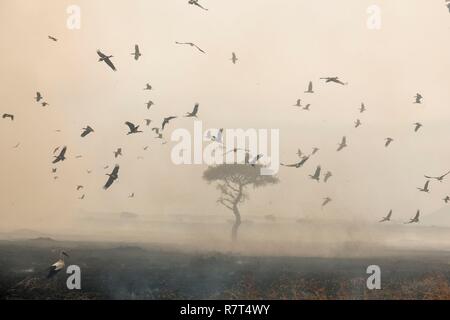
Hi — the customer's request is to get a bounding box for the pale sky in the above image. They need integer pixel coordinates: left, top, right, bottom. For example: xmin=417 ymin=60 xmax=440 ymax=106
xmin=1 ymin=0 xmax=450 ymax=241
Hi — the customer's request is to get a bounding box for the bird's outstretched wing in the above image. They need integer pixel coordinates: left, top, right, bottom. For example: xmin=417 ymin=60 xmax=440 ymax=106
xmin=125 ymin=121 xmax=136 ymax=131
xmin=97 ymin=50 xmax=107 ymax=59
xmin=104 ymin=58 xmax=116 ymax=71
xmin=103 ymin=175 xmax=115 ymax=190
xmin=111 ymin=165 xmax=119 ymax=176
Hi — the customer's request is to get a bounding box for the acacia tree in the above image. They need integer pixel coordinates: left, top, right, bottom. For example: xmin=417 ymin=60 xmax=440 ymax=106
xmin=203 ymin=164 xmax=279 ymax=242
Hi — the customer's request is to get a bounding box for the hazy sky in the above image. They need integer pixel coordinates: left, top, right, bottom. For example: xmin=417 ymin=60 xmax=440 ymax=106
xmin=0 ymin=0 xmax=450 ymax=236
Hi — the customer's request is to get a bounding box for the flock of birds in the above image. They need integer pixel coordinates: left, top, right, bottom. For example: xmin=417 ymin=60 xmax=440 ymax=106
xmin=2 ymin=1 xmax=450 ymax=277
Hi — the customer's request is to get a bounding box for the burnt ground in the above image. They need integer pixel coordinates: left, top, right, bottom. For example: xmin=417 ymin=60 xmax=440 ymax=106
xmin=1 ymin=239 xmax=450 ymax=300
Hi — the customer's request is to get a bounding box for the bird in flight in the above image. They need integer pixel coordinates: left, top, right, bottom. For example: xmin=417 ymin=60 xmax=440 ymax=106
xmin=337 ymin=136 xmax=347 ymax=151
xmin=41 ymin=102 xmax=49 ymax=107
xmin=52 ymin=168 xmax=57 ymax=173
xmin=79 ymin=194 xmax=85 ymax=200
xmin=97 ymin=50 xmax=116 ymax=71
xmin=144 ymin=119 xmax=152 ymax=126
xmin=414 ymin=93 xmax=423 ymax=104
xmin=309 ymin=166 xmax=321 ymax=182
xmin=76 ymin=185 xmax=84 ymax=191
xmin=48 ymin=35 xmax=58 ymax=42
xmin=80 ymin=126 xmax=94 ymax=137
xmin=293 ymin=99 xmax=302 ymax=107
xmin=146 ymin=100 xmax=154 ymax=110
xmin=188 ymin=0 xmax=208 ymax=11
xmin=405 ymin=210 xmax=420 ymax=224
xmin=359 ymin=103 xmax=366 ymax=113
xmin=417 ymin=180 xmax=430 ymax=193
xmin=320 ymin=77 xmax=347 ymax=85
xmin=125 ymin=122 xmax=143 ymax=135
xmin=52 ymin=146 xmax=67 ymax=164
xmin=424 ymin=171 xmax=450 ymax=182
xmin=104 ymin=165 xmax=119 ymax=190
xmin=114 ymin=148 xmax=122 ymax=158
xmin=129 ymin=193 xmax=135 ymax=198
xmin=12 ymin=142 xmax=20 ymax=149
xmin=354 ymin=119 xmax=362 ymax=128
xmin=324 ymin=171 xmax=332 ymax=183
xmin=47 ymin=251 xmax=69 ymax=278
xmin=311 ymin=147 xmax=319 ymax=155
xmin=413 ymin=122 xmax=423 ymax=132
xmin=2 ymin=114 xmax=14 ymax=121
xmin=131 ymin=44 xmax=142 ymax=61
xmin=444 ymin=196 xmax=450 ymax=204
xmin=35 ymin=92 xmax=43 ymax=102
xmin=231 ymin=52 xmax=238 ymax=64
xmin=175 ymin=41 xmax=206 ymax=54
xmin=185 ymin=103 xmax=199 ymax=118
xmin=379 ymin=210 xmax=393 ymax=222
xmin=322 ymin=197 xmax=332 ymax=208
xmin=303 ymin=104 xmax=311 ymax=111
xmin=144 ymin=83 xmax=152 ymax=91
xmin=385 ymin=137 xmax=394 ymax=147
xmin=162 ymin=116 xmax=177 ymax=130
xmin=281 ymin=156 xmax=310 ymax=168
xmin=304 ymin=81 xmax=314 ymax=93
xmin=152 ymin=127 xmax=164 ymax=139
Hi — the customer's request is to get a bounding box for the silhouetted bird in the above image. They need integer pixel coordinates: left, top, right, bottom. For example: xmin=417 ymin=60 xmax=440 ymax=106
xmin=311 ymin=147 xmax=319 ymax=155
xmin=414 ymin=93 xmax=423 ymax=104
xmin=405 ymin=210 xmax=420 ymax=224
xmin=152 ymin=127 xmax=163 ymax=139
xmin=188 ymin=0 xmax=208 ymax=11
xmin=281 ymin=156 xmax=310 ymax=168
xmin=41 ymin=102 xmax=49 ymax=107
xmin=444 ymin=196 xmax=450 ymax=204
xmin=129 ymin=193 xmax=135 ymax=198
xmin=337 ymin=136 xmax=347 ymax=151
xmin=185 ymin=103 xmax=199 ymax=117
xmin=131 ymin=44 xmax=141 ymax=60
xmin=303 ymin=104 xmax=311 ymax=111
xmin=322 ymin=197 xmax=332 ymax=208
xmin=35 ymin=92 xmax=43 ymax=102
xmin=145 ymin=119 xmax=152 ymax=126
xmin=359 ymin=103 xmax=366 ymax=113
xmin=324 ymin=171 xmax=332 ymax=183
xmin=320 ymin=77 xmax=347 ymax=85
xmin=104 ymin=165 xmax=119 ymax=190
xmin=52 ymin=146 xmax=67 ymax=164
xmin=146 ymin=100 xmax=154 ymax=109
xmin=417 ymin=180 xmax=430 ymax=193
xmin=293 ymin=99 xmax=302 ymax=107
xmin=125 ymin=122 xmax=142 ymax=134
xmin=309 ymin=166 xmax=321 ymax=182
xmin=425 ymin=171 xmax=450 ymax=182
xmin=385 ymin=137 xmax=394 ymax=147
xmin=79 ymin=194 xmax=85 ymax=200
xmin=355 ymin=119 xmax=362 ymax=128
xmin=144 ymin=83 xmax=152 ymax=90
xmin=231 ymin=52 xmax=238 ymax=64
xmin=162 ymin=116 xmax=177 ymax=130
xmin=305 ymin=81 xmax=314 ymax=93
xmin=48 ymin=36 xmax=58 ymax=42
xmin=2 ymin=114 xmax=14 ymax=121
xmin=413 ymin=122 xmax=423 ymax=132
xmin=80 ymin=125 xmax=94 ymax=137
xmin=175 ymin=41 xmax=205 ymax=53
xmin=97 ymin=50 xmax=116 ymax=71
xmin=76 ymin=185 xmax=83 ymax=191
xmin=114 ymin=148 xmax=122 ymax=158
xmin=52 ymin=168 xmax=57 ymax=173
xmin=379 ymin=210 xmax=392 ymax=222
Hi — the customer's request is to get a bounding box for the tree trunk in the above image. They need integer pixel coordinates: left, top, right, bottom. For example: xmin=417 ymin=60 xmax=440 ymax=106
xmin=231 ymin=205 xmax=241 ymax=243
